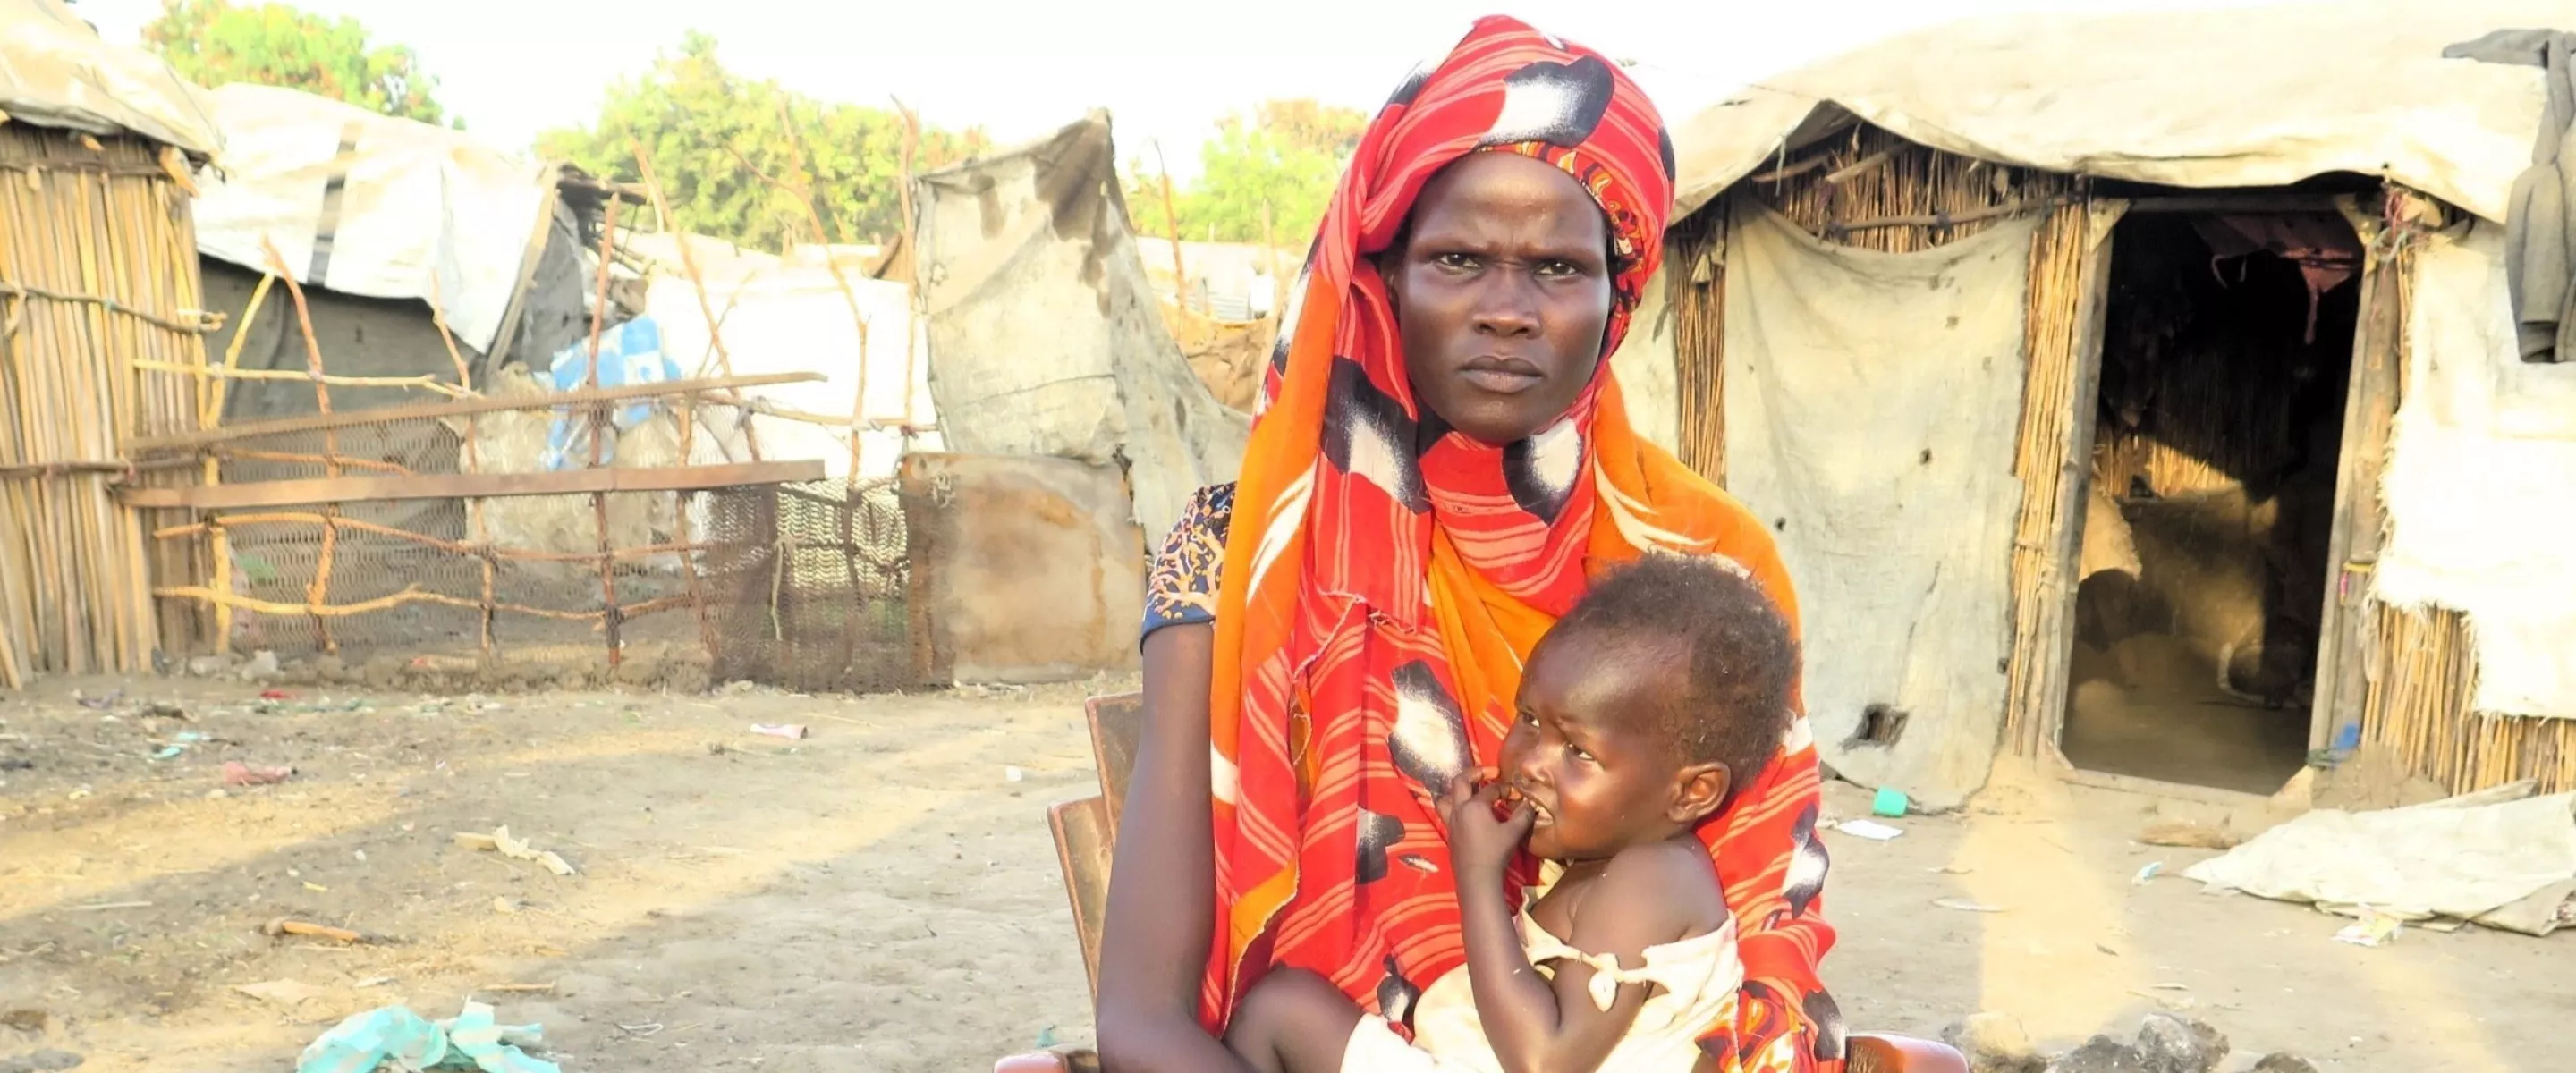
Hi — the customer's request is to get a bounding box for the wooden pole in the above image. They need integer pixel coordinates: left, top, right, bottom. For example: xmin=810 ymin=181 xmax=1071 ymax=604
xmin=260 ymin=240 xmax=341 ymax=655
xmin=634 ymin=140 xmax=765 ymax=465
xmin=425 ymin=275 xmax=501 ymax=655
xmin=1261 ymin=200 xmax=1282 ymax=317
xmin=586 ymin=198 xmax=624 ymax=668
xmin=893 ymin=97 xmax=922 ymax=435
xmin=1153 ymin=141 xmax=1188 ymax=311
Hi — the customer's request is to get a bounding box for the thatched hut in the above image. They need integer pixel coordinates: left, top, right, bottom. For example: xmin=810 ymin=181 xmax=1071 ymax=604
xmin=1623 ymin=1 xmax=2574 ymax=806
xmin=0 ymin=0 xmax=222 ymax=686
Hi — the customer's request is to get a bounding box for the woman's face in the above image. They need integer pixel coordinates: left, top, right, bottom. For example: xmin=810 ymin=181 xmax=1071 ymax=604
xmin=1383 ymin=152 xmax=1614 ymax=446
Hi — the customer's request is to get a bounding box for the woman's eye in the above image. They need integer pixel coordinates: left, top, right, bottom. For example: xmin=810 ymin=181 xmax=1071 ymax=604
xmin=1535 ymin=259 xmax=1579 ymax=277
xmin=1434 ymin=252 xmax=1478 ymax=270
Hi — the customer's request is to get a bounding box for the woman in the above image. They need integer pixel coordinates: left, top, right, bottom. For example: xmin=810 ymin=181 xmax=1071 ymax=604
xmin=1096 ymin=17 xmax=1843 ymax=1073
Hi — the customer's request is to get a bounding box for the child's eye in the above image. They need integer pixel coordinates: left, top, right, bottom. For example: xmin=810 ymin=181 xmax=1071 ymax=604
xmin=1566 ymin=743 xmax=1594 ymax=763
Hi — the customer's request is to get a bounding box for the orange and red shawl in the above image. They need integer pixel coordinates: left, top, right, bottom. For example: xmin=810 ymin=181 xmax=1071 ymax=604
xmin=1199 ymin=16 xmax=1843 ymax=1071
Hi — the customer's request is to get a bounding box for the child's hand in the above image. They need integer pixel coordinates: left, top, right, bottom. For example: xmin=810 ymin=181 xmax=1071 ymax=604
xmin=1437 ymin=771 xmax=1533 ymax=878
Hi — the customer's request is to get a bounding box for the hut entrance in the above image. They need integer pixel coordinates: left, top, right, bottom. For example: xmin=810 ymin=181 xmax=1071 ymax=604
xmin=2059 ymin=208 xmax=2361 ymax=793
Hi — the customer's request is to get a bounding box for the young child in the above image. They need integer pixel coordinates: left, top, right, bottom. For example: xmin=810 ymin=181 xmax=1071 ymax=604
xmin=1222 ymin=552 xmax=1800 ymax=1073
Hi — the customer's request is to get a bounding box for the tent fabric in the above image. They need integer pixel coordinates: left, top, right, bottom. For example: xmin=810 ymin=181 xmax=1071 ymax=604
xmin=0 ymin=0 xmax=219 ymax=155
xmin=191 ymin=83 xmax=555 ymax=353
xmin=1603 ymin=264 xmax=1682 ymax=457
xmin=914 ymin=111 xmax=1248 ymax=545
xmin=2375 ymin=218 xmax=2576 ymax=720
xmin=639 ymin=241 xmax=945 ymax=482
xmin=1717 ymin=200 xmax=2047 ymax=810
xmin=1668 ymin=1 xmax=2569 ymax=227
xmin=2445 ymin=29 xmax=2576 ymax=363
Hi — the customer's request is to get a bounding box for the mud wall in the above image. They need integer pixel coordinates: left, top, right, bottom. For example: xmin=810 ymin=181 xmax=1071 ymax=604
xmin=900 ymin=452 xmax=1145 ymax=685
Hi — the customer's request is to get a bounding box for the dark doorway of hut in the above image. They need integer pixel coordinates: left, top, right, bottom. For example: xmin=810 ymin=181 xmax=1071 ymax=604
xmin=2059 ymin=208 xmax=2362 ymax=795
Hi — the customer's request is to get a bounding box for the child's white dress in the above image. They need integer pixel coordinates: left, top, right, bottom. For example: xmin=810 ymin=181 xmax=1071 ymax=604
xmin=1339 ymin=908 xmax=1744 ymax=1072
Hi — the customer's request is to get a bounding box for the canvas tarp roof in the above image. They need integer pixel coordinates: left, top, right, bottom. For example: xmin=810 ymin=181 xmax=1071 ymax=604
xmin=1669 ymin=0 xmax=2569 ymax=225
xmin=0 ymin=0 xmax=219 ymax=155
xmin=191 ymin=83 xmax=556 ymax=353
xmin=915 ymin=111 xmax=1249 ymax=544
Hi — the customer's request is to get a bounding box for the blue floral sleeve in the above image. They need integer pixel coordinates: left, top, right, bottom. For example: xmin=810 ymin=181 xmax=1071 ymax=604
xmin=1141 ymin=483 xmax=1235 ymax=643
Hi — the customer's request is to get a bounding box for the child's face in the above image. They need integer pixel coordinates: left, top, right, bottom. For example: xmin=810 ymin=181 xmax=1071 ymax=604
xmin=1500 ymin=629 xmax=1713 ymax=863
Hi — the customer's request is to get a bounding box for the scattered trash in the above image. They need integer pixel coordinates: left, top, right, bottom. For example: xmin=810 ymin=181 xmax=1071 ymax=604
xmin=1930 ymin=865 xmax=1973 ymax=874
xmin=356 ymin=977 xmax=396 ymax=989
xmin=1933 ymin=898 xmax=2006 ymax=913
xmin=492 ymin=898 xmax=522 ymax=915
xmin=242 ymin=650 xmax=282 ymax=682
xmin=261 ymin=689 xmax=297 ymax=700
xmin=66 ymin=901 xmax=152 ymax=913
xmin=264 ymin=918 xmax=369 ymax=944
xmin=1834 ymin=819 xmax=1905 ymax=841
xmin=1005 ymin=765 xmax=1027 ymax=783
xmin=74 ymin=689 xmax=121 ymax=710
xmin=296 ymin=1001 xmax=559 ymax=1073
xmin=236 ymin=978 xmax=331 ymax=1011
xmin=2140 ymin=820 xmax=2239 ymax=850
xmin=750 ymin=723 xmax=807 ymax=740
xmin=2132 ymin=861 xmax=2165 ymax=886
xmin=2332 ymin=907 xmax=2404 ymax=948
xmin=1871 ymin=786 xmax=1909 ymax=817
xmin=454 ymin=827 xmax=577 ymax=877
xmin=223 ymin=762 xmax=295 ymax=787
xmin=1034 ymin=1025 xmax=1059 ymax=1049
xmin=477 ymin=983 xmax=555 ymax=994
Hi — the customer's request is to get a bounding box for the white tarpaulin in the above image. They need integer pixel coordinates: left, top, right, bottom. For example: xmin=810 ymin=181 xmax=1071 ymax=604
xmin=1605 ymin=264 xmax=1682 ymax=457
xmin=1669 ymin=1 xmax=2565 ymax=226
xmin=191 ymin=83 xmax=554 ymax=352
xmin=646 ymin=247 xmax=944 ymax=481
xmin=916 ymin=112 xmax=1247 ymax=544
xmin=2183 ymin=785 xmax=2576 ymax=935
xmin=2374 ymin=219 xmax=2576 ymax=718
xmin=0 ymin=0 xmax=219 ymax=155
xmin=1720 ymin=201 xmax=2038 ymax=809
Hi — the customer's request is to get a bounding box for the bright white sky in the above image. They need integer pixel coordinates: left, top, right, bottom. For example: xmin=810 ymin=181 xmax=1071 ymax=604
xmin=75 ymin=0 xmax=2287 ymax=182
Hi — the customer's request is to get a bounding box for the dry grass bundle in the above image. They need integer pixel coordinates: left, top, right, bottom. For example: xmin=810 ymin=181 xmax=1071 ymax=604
xmin=1998 ymin=205 xmax=2102 ymax=755
xmin=1749 ymin=125 xmax=2075 ymax=253
xmin=2363 ymin=604 xmax=2574 ymax=795
xmin=1664 ymin=210 xmax=1727 ymax=481
xmin=0 ymin=126 xmax=212 ymax=682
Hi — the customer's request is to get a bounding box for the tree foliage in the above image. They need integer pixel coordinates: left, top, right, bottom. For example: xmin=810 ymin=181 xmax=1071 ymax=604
xmin=142 ymin=0 xmax=452 ymax=126
xmin=537 ymin=33 xmax=987 ymax=253
xmin=1127 ymin=99 xmax=1368 ymax=248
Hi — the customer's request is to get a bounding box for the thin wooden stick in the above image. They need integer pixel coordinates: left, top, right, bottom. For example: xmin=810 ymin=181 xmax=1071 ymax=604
xmin=585 ymin=199 xmax=623 ymax=668
xmin=260 ymin=241 xmax=340 ymax=655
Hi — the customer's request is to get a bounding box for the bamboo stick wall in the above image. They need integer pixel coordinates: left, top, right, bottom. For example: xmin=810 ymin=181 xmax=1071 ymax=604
xmin=0 ymin=125 xmax=213 ymax=685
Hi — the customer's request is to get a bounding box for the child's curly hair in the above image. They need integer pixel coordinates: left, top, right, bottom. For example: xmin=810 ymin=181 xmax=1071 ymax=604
xmin=1552 ymin=553 xmax=1799 ymax=793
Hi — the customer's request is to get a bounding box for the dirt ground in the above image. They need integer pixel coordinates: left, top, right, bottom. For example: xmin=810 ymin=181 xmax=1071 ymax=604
xmin=0 ymin=675 xmax=2566 ymax=1072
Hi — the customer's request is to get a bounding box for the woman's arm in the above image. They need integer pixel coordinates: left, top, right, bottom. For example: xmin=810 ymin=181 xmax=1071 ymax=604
xmin=1093 ymin=621 xmax=1241 ymax=1071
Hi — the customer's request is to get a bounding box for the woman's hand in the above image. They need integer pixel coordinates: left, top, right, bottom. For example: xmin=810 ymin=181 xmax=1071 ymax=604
xmin=1437 ymin=770 xmax=1533 ymax=879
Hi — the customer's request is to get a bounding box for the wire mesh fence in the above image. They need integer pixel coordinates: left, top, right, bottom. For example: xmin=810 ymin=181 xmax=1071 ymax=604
xmin=133 ymin=379 xmax=924 ymax=694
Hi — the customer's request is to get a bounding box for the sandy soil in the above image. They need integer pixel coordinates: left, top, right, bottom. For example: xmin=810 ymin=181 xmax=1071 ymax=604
xmin=0 ymin=676 xmax=2565 ymax=1072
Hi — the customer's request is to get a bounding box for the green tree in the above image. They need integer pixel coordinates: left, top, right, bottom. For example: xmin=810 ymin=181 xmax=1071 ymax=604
xmin=1126 ymin=99 xmax=1368 ymax=246
xmin=538 ymin=32 xmax=987 ymax=253
xmin=142 ymin=0 xmax=452 ymax=126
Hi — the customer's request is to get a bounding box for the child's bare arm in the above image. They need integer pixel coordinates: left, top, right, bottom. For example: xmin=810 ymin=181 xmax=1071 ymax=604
xmin=1440 ymin=781 xmax=1704 ymax=1073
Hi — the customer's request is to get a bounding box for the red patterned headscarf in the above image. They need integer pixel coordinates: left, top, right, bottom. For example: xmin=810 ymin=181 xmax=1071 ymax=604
xmin=1204 ymin=16 xmax=1845 ymax=1071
